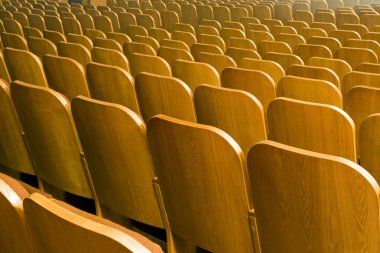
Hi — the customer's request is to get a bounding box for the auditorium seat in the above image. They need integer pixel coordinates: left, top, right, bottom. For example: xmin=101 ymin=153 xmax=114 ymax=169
xmin=335 ymin=47 xmax=378 ymax=69
xmin=157 ymin=46 xmax=194 ymax=67
xmin=1 ymin=32 xmax=28 ymax=50
xmin=27 ymin=37 xmax=58 ymax=58
xmin=263 ymin=52 xmax=303 ymax=71
xmin=91 ymin=46 xmax=130 ymax=71
xmin=196 ymin=52 xmax=236 ymax=75
xmin=307 ymin=56 xmax=351 ymax=83
xmin=342 ymin=71 xmax=380 ymax=94
xmin=57 ymin=41 xmax=91 ymax=66
xmin=287 ymin=64 xmax=340 ymax=88
xmin=239 ymin=58 xmax=285 ymax=85
xmin=129 ymin=53 xmax=171 ymax=77
xmin=294 ymin=44 xmax=332 ymax=62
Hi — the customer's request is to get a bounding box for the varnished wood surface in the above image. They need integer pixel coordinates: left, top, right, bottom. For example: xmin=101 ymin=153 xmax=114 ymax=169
xmin=342 ymin=71 xmax=380 ymax=94
xmin=91 ymin=46 xmax=130 ymax=72
xmin=307 ymin=57 xmax=352 ymax=83
xmin=287 ymin=64 xmax=340 ymax=88
xmin=239 ymin=58 xmax=285 ymax=85
xmin=129 ymin=53 xmax=171 ymax=77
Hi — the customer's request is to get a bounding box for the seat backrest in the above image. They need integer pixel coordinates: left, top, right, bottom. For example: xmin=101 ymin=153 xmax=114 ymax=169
xmin=356 ymin=62 xmax=380 ymax=73
xmin=307 ymin=56 xmax=352 ymax=83
xmin=123 ymin=41 xmax=156 ymax=57
xmin=257 ymin=40 xmax=292 ymax=55
xmin=307 ymin=36 xmax=342 ymax=54
xmin=172 ymin=59 xmax=220 ymax=91
xmin=86 ymin=62 xmax=139 ymax=113
xmin=287 ymin=64 xmax=340 ymax=88
xmin=267 ymin=97 xmax=356 ymax=161
xmin=76 ymin=13 xmax=95 ymax=30
xmin=275 ymin=33 xmax=305 ymax=51
xmin=157 ymin=46 xmax=194 ymax=67
xmin=43 ymin=30 xmax=66 ymax=46
xmin=3 ymin=18 xmax=23 ymax=36
xmin=57 ymin=41 xmax=91 ymax=66
xmin=147 ymin=115 xmax=256 ymax=252
xmin=43 ymin=55 xmax=90 ymax=100
xmin=28 ymin=37 xmax=58 ymax=58
xmin=0 ymin=173 xmax=37 ymax=253
xmin=263 ymin=52 xmax=304 ymax=72
xmin=195 ymin=85 xmax=266 ymax=155
xmin=197 ymin=52 xmax=236 ymax=75
xmin=247 ymin=140 xmax=380 ymax=253
xmin=62 ymin=17 xmax=83 ymax=35
xmin=66 ymin=33 xmax=93 ymax=51
xmin=24 ymin=193 xmax=163 ymax=253
xmin=329 ymin=29 xmax=361 ymax=44
xmin=71 ymin=96 xmax=164 ymax=229
xmin=1 ymin=32 xmax=28 ymax=50
xmin=91 ymin=47 xmax=130 ymax=72
xmin=10 ymin=81 xmax=93 ymax=198
xmin=94 ymin=15 xmax=114 ymax=33
xmin=225 ymin=47 xmax=261 ymax=64
xmin=238 ymin=58 xmax=285 ymax=85
xmin=342 ymin=71 xmax=380 ymax=94
xmin=294 ymin=44 xmax=332 ymax=62
xmin=277 ymin=75 xmax=342 ymax=107
xmin=4 ymin=48 xmax=48 ymax=87
xmin=128 ymin=53 xmax=171 ymax=77
xmin=335 ymin=47 xmax=377 ymax=69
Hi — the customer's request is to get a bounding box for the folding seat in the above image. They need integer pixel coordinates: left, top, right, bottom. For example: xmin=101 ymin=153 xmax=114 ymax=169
xmin=76 ymin=13 xmax=95 ymax=31
xmin=160 ymin=10 xmax=179 ymax=32
xmin=335 ymin=47 xmax=377 ymax=69
xmin=171 ymin=31 xmax=197 ymax=49
xmin=18 ymin=7 xmax=32 ymax=16
xmin=195 ymin=85 xmax=266 ymax=155
xmin=252 ymin=5 xmax=272 ymax=21
xmin=230 ymin=6 xmax=248 ymax=22
xmin=220 ymin=27 xmax=245 ymax=43
xmin=61 ymin=12 xmax=77 ymax=19
xmin=239 ymin=17 xmax=260 ymax=29
xmin=72 ymin=7 xmax=85 ymax=15
xmin=93 ymin=37 xmax=122 ymax=51
xmin=101 ymin=10 xmax=120 ymax=32
xmin=197 ymin=5 xmax=214 ymax=22
xmin=1 ymin=32 xmax=28 ymax=50
xmin=135 ymin=73 xmax=196 ymax=122
xmin=43 ymin=55 xmax=90 ymax=100
xmin=274 ymin=3 xmax=292 ymax=23
xmin=46 ymin=10 xmax=59 ymax=17
xmin=0 ymin=173 xmax=39 ymax=253
xmin=196 ymin=52 xmax=236 ymax=75
xmin=62 ymin=17 xmax=82 ymax=35
xmin=123 ymin=41 xmax=156 ymax=58
xmin=340 ymin=23 xmax=368 ymax=37
xmin=239 ymin=58 xmax=285 ymax=85
xmin=86 ymin=62 xmax=138 ymax=112
xmin=267 ymin=97 xmax=356 ymax=161
xmin=287 ymin=64 xmax=340 ymax=88
xmin=23 ymin=27 xmax=44 ymax=39
xmin=270 ymin=25 xmax=297 ymax=37
xmin=299 ymin=27 xmax=327 ymax=41
xmin=197 ymin=34 xmax=226 ymax=52
xmin=147 ymin=115 xmax=259 ymax=253
xmin=196 ymin=25 xmax=219 ymax=36
xmin=147 ymin=27 xmax=169 ymax=43
xmin=126 ymin=25 xmax=149 ymax=38
xmin=28 ymin=13 xmax=46 ymax=32
xmin=275 ymin=34 xmax=306 ymax=51
xmin=199 ymin=19 xmax=221 ymax=32
xmin=246 ymin=23 xmax=270 ymax=32
xmin=85 ymin=28 xmax=107 ymax=40
xmin=307 ymin=36 xmax=341 ymax=54
xmin=85 ymin=8 xmax=102 ymax=17
xmin=342 ymin=71 xmax=380 ymax=94
xmin=93 ymin=15 xmax=113 ymax=34
xmin=152 ymin=1 xmax=167 ymax=12
xmin=44 ymin=15 xmax=64 ymax=33
xmin=336 ymin=12 xmax=360 ymax=27
xmin=311 ymin=1 xmax=329 ymax=13
xmin=130 ymin=35 xmax=159 ymax=51
xmin=0 ymin=10 xmax=12 ymax=20
xmin=363 ymin=32 xmax=380 ymax=44
xmin=262 ymin=19 xmax=283 ymax=32
xmin=178 ymin=3 xmax=196 ymax=26
xmin=226 ymin=37 xmax=256 ymax=50
xmin=221 ymin=67 xmax=275 ymax=113
xmin=157 ymin=46 xmax=194 ymax=67
xmin=361 ymin=14 xmax=380 ymax=31
xmin=118 ymin=12 xmax=137 ymax=33
xmin=292 ymin=1 xmax=310 ymax=12
xmin=11 ymin=81 xmax=95 ymax=202
xmin=24 ymin=193 xmax=163 ymax=253
xmin=3 ymin=18 xmax=23 ymax=36
xmin=293 ymin=10 xmax=313 ymax=25
xmin=294 ymin=44 xmax=332 ymax=62
xmin=43 ymin=30 xmax=66 ymax=46
xmin=213 ymin=6 xmax=231 ymax=24
xmin=28 ymin=37 xmax=58 ymax=58
xmin=344 ymin=39 xmax=380 ymax=60
xmin=310 ymin=21 xmax=337 ymax=34
xmin=225 ymin=48 xmax=261 ymax=63
xmin=191 ymin=43 xmax=224 ymax=60
xmin=263 ymin=52 xmax=303 ymax=72
xmin=307 ymin=57 xmax=351 ymax=83
xmin=66 ymin=34 xmax=93 ymax=51
xmin=359 ymin=113 xmax=380 ymax=183
xmin=277 ymin=75 xmax=342 ymax=107
xmin=57 ymin=42 xmax=92 ymax=66
xmin=90 ymin=47 xmax=129 ymax=72
xmin=173 ymin=23 xmax=195 ymax=35
xmin=4 ymin=48 xmax=47 ymax=87
xmin=159 ymin=39 xmax=188 ymax=51
xmin=172 ymin=59 xmax=219 ymax=91
xmin=129 ymin=53 xmax=171 ymax=77
xmin=13 ymin=12 xmax=29 ymax=27
xmin=356 ymin=62 xmax=380 ymax=73
xmin=257 ymin=41 xmax=292 ymax=56
xmin=107 ymin=32 xmax=131 ymax=46
xmin=248 ymin=140 xmax=380 ymax=252
xmin=329 ymin=29 xmax=361 ymax=44
xmin=286 ymin=20 xmax=309 ymax=33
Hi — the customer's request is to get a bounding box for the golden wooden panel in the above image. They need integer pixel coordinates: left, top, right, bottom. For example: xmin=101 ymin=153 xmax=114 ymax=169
xmin=157 ymin=46 xmax=194 ymax=67
xmin=335 ymin=47 xmax=378 ymax=69
xmin=342 ymin=71 xmax=380 ymax=94
xmin=57 ymin=41 xmax=91 ymax=66
xmin=129 ymin=53 xmax=171 ymax=77
xmin=264 ymin=52 xmax=303 ymax=72
xmin=287 ymin=64 xmax=340 ymax=88
xmin=239 ymin=58 xmax=285 ymax=85
xmin=197 ymin=52 xmax=236 ymax=75
xmin=307 ymin=57 xmax=352 ymax=83
xmin=91 ymin=47 xmax=130 ymax=72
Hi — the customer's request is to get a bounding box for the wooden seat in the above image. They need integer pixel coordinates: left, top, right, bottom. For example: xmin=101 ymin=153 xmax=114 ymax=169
xmin=43 ymin=55 xmax=90 ymax=100
xmin=4 ymin=48 xmax=48 ymax=87
xmin=340 ymin=24 xmax=369 ymax=37
xmin=160 ymin=39 xmax=189 ymax=51
xmin=93 ymin=37 xmax=122 ymax=52
xmin=44 ymin=30 xmax=66 ymax=46
xmin=123 ymin=41 xmax=156 ymax=58
xmin=356 ymin=62 xmax=380 ymax=73
xmin=247 ymin=140 xmax=380 ymax=252
xmin=246 ymin=31 xmax=274 ymax=45
xmin=107 ymin=32 xmax=132 ymax=46
xmin=294 ymin=44 xmax=332 ymax=62
xmin=135 ymin=73 xmax=196 ymax=122
xmin=263 ymin=52 xmax=304 ymax=72
xmin=85 ymin=29 xmax=107 ymax=40
xmin=196 ymin=52 xmax=236 ymax=75
xmin=307 ymin=57 xmax=352 ymax=83
xmin=342 ymin=71 xmax=380 ymax=94
xmin=329 ymin=29 xmax=361 ymax=44
xmin=226 ymin=37 xmax=256 ymax=51
xmin=57 ymin=41 xmax=92 ymax=66
xmin=62 ymin=17 xmax=83 ymax=35
xmin=277 ymin=75 xmax=342 ymax=107
xmin=195 ymin=85 xmax=266 ymax=155
xmin=94 ymin=15 xmax=113 ymax=34
xmin=129 ymin=53 xmax=171 ymax=77
xmin=147 ymin=115 xmax=258 ymax=252
xmin=86 ymin=63 xmax=138 ymax=113
xmin=275 ymin=34 xmax=306 ymax=51
xmin=44 ymin=15 xmax=64 ymax=34
xmin=0 ymin=173 xmax=38 ymax=253
xmin=299 ymin=27 xmax=327 ymax=41
xmin=267 ymin=97 xmax=356 ymax=161
xmin=344 ymin=39 xmax=380 ymax=60
xmin=3 ymin=18 xmax=23 ymax=36
xmin=221 ymin=67 xmax=275 ymax=113
xmin=225 ymin=48 xmax=261 ymax=63
xmin=10 ymin=81 xmax=94 ymax=200
xmin=23 ymin=27 xmax=43 ymax=39
xmin=293 ymin=10 xmax=313 ymax=25
xmin=160 ymin=10 xmax=179 ymax=32
xmin=76 ymin=13 xmax=95 ymax=31
xmin=27 ymin=37 xmax=58 ymax=58
xmin=257 ymin=41 xmax=292 ymax=56
xmin=91 ymin=47 xmax=130 ymax=72
xmin=310 ymin=21 xmax=337 ymax=34
xmin=239 ymin=58 xmax=285 ymax=85
xmin=220 ymin=27 xmax=245 ymax=42
xmin=307 ymin=36 xmax=341 ymax=54
xmin=172 ymin=60 xmax=220 ymax=92
xmin=24 ymin=193 xmax=163 ymax=253
xmin=28 ymin=13 xmax=46 ymax=32
xmin=197 ymin=34 xmax=226 ymax=52
xmin=1 ymin=32 xmax=28 ymax=50
xmin=131 ymin=35 xmax=160 ymax=52
xmin=157 ymin=46 xmax=194 ymax=67
xmin=335 ymin=47 xmax=378 ymax=69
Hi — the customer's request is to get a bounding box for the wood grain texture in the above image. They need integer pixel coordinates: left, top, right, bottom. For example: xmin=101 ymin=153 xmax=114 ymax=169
xmin=294 ymin=44 xmax=332 ymax=63
xmin=342 ymin=71 xmax=380 ymax=94
xmin=147 ymin=115 xmax=256 ymax=252
xmin=197 ymin=52 xmax=236 ymax=75
xmin=277 ymin=75 xmax=342 ymax=107
xmin=225 ymin=47 xmax=261 ymax=63
xmin=4 ymin=48 xmax=48 ymax=87
xmin=344 ymin=39 xmax=380 ymax=60
xmin=239 ymin=58 xmax=285 ymax=85
xmin=267 ymin=97 xmax=357 ymax=161
xmin=356 ymin=63 xmax=380 ymax=73
xmin=129 ymin=53 xmax=171 ymax=77
xmin=195 ymin=84 xmax=266 ymax=155
xmin=123 ymin=41 xmax=156 ymax=58
xmin=57 ymin=41 xmax=91 ymax=66
xmin=28 ymin=37 xmax=58 ymax=58
xmin=71 ymin=96 xmax=164 ymax=228
xmin=263 ymin=52 xmax=304 ymax=72
xmin=307 ymin=36 xmax=342 ymax=54
xmin=307 ymin=57 xmax=352 ymax=83
xmin=157 ymin=46 xmax=194 ymax=66
xmin=135 ymin=72 xmax=196 ymax=122
xmin=275 ymin=33 xmax=305 ymax=51
xmin=248 ymin=140 xmax=380 ymax=253
xmin=172 ymin=59 xmax=220 ymax=91
xmin=335 ymin=47 xmax=378 ymax=69
xmin=10 ymin=81 xmax=93 ymax=198
xmin=91 ymin=46 xmax=130 ymax=72
xmin=197 ymin=34 xmax=226 ymax=52
xmin=24 ymin=193 xmax=162 ymax=253
xmin=1 ymin=32 xmax=28 ymax=50
xmin=287 ymin=64 xmax=340 ymax=88
xmin=43 ymin=55 xmax=90 ymax=100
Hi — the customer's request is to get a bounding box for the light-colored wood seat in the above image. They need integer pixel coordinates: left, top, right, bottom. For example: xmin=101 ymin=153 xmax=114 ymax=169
xmin=57 ymin=41 xmax=92 ymax=66
xmin=267 ymin=97 xmax=356 ymax=161
xmin=238 ymin=58 xmax=285 ymax=85
xmin=66 ymin=34 xmax=93 ymax=51
xmin=147 ymin=115 xmax=259 ymax=252
xmin=135 ymin=73 xmax=196 ymax=122
xmin=225 ymin=47 xmax=261 ymax=63
xmin=287 ymin=64 xmax=340 ymax=89
xmin=247 ymin=140 xmax=380 ymax=253
xmin=342 ymin=71 xmax=380 ymax=94
xmin=294 ymin=44 xmax=332 ymax=62
xmin=24 ymin=193 xmax=163 ymax=253
xmin=123 ymin=41 xmax=156 ymax=58
xmin=307 ymin=36 xmax=342 ymax=54
xmin=91 ymin=47 xmax=130 ymax=72
xmin=335 ymin=47 xmax=378 ymax=69
xmin=356 ymin=62 xmax=380 ymax=73
xmin=93 ymin=37 xmax=122 ymax=52
xmin=27 ymin=37 xmax=58 ymax=58
xmin=157 ymin=46 xmax=194 ymax=67
xmin=129 ymin=53 xmax=171 ymax=77
xmin=1 ymin=32 xmax=28 ymax=50
xmin=257 ymin=40 xmax=292 ymax=56
xmin=43 ymin=55 xmax=90 ymax=100
xmin=172 ymin=60 xmax=220 ymax=92
xmin=194 ymin=85 xmax=266 ymax=155
xmin=263 ymin=52 xmax=304 ymax=72
xmin=4 ymin=48 xmax=48 ymax=87
xmin=307 ymin=57 xmax=352 ymax=83
xmin=11 ymin=81 xmax=95 ymax=200
xmin=196 ymin=52 xmax=236 ymax=75
xmin=277 ymin=75 xmax=342 ymax=107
